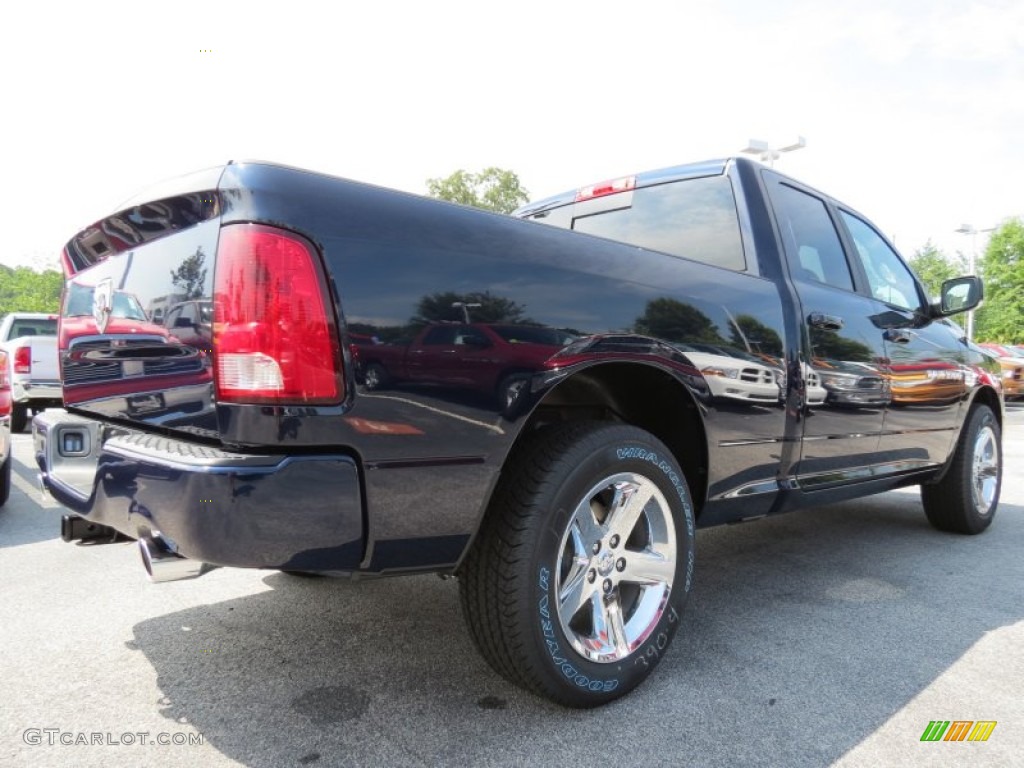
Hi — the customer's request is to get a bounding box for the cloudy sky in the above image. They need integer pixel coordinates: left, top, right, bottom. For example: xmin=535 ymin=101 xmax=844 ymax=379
xmin=2 ymin=0 xmax=1020 ymax=271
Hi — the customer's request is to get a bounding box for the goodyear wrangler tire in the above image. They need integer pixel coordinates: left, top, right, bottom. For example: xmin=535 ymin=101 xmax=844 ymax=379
xmin=921 ymin=404 xmax=1001 ymax=535
xmin=459 ymin=421 xmax=695 ymax=707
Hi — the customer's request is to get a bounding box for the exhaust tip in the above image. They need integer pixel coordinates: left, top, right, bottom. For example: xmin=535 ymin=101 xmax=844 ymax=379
xmin=139 ymin=534 xmax=209 ymax=583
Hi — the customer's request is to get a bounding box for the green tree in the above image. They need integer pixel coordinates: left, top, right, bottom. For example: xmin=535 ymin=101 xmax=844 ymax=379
xmin=0 ymin=266 xmax=64 ymax=315
xmin=412 ymin=291 xmax=532 ymax=325
xmin=170 ymin=247 xmax=208 ymax=300
xmin=907 ymin=241 xmax=964 ymax=300
xmin=809 ymin=327 xmax=875 ymax=362
xmin=728 ymin=313 xmax=784 ymax=358
xmin=426 ymin=168 xmax=530 ymax=214
xmin=974 ymin=218 xmax=1024 ymax=343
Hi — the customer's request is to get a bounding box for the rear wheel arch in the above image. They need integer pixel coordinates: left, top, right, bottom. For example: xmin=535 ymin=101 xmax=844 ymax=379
xmin=463 ymin=362 xmax=709 ymax=563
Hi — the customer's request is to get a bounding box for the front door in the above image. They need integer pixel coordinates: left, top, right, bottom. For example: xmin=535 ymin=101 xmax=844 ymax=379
xmin=835 ymin=209 xmax=966 ymax=466
xmin=766 ymin=177 xmax=890 ymax=486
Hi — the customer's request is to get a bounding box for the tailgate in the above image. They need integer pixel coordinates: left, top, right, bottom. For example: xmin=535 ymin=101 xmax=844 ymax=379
xmin=60 ymin=166 xmax=224 ymax=438
xmin=22 ymin=335 xmax=60 ymax=382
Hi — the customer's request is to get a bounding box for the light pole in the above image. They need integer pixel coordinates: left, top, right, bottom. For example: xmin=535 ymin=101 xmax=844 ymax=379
xmin=451 ymin=301 xmax=481 ymax=323
xmin=741 ymin=136 xmax=807 ymax=167
xmin=954 ymin=224 xmax=995 ymax=343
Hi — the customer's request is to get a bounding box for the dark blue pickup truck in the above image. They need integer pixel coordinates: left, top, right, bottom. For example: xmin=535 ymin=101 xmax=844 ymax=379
xmin=36 ymin=157 xmax=1003 ymax=706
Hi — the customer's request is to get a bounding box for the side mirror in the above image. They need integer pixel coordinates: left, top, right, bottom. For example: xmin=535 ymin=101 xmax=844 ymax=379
xmin=934 ymin=276 xmax=983 ymax=317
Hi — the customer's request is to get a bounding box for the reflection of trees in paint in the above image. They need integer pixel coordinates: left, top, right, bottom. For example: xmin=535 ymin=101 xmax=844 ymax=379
xmin=809 ymin=327 xmax=874 ymax=362
xmin=729 ymin=314 xmax=783 ymax=358
xmin=170 ymin=247 xmax=208 ymax=300
xmin=411 ymin=291 xmax=533 ymax=325
xmin=633 ymin=298 xmax=724 ymax=344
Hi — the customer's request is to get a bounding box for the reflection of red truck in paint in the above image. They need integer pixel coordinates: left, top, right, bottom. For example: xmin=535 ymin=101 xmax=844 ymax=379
xmin=60 ymin=282 xmax=208 ymax=406
xmin=61 ymin=282 xmax=169 ymax=345
xmin=357 ymin=323 xmax=574 ymax=409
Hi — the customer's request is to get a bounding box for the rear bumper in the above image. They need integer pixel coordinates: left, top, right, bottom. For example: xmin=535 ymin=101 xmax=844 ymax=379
xmin=34 ymin=411 xmax=364 ymax=571
xmin=13 ymin=379 xmax=62 ymax=405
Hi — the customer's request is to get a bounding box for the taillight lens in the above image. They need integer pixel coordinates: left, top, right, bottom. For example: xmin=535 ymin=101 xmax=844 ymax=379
xmin=213 ymin=224 xmax=342 ymax=404
xmin=14 ymin=346 xmax=31 ymax=374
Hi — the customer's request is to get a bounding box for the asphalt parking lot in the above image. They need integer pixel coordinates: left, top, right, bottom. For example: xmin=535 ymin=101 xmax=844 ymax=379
xmin=2 ymin=406 xmax=1022 ymax=768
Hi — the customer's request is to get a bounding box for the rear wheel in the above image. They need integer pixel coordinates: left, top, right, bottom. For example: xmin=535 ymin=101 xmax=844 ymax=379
xmin=362 ymin=363 xmax=390 ymax=391
xmin=459 ymin=421 xmax=695 ymax=707
xmin=496 ymin=373 xmax=530 ymax=415
xmin=921 ymin=404 xmax=1001 ymax=534
xmin=11 ymin=405 xmax=28 ymax=433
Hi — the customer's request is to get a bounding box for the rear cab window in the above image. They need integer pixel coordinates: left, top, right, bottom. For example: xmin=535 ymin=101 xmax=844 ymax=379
xmin=519 ymin=166 xmax=748 ymax=273
xmin=8 ymin=319 xmax=58 ymax=337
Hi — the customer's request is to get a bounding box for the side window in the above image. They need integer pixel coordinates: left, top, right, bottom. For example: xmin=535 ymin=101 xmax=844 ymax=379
xmin=170 ymin=303 xmax=196 ymax=327
xmin=839 ymin=211 xmax=921 ymax=311
xmin=421 ymin=326 xmax=457 ymax=346
xmin=571 ymin=176 xmax=746 ymax=271
xmin=454 ymin=326 xmax=489 ymax=346
xmin=769 ymin=183 xmax=853 ymax=291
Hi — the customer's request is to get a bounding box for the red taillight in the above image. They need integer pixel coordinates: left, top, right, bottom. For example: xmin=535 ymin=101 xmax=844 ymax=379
xmin=14 ymin=346 xmax=31 ymax=374
xmin=575 ymin=175 xmax=636 ymax=202
xmin=213 ymin=224 xmax=342 ymax=404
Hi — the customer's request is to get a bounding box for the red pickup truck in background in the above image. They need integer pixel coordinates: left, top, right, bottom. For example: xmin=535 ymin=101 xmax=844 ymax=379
xmin=357 ymin=322 xmax=576 ymax=411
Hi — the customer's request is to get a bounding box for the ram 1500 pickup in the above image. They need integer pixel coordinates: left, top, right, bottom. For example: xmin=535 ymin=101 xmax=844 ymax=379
xmin=0 ymin=312 xmax=62 ymax=432
xmin=35 ymin=157 xmax=1003 ymax=707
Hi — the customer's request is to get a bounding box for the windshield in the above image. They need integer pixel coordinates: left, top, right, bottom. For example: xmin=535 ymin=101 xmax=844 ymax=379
xmin=65 ymin=283 xmax=148 ymax=321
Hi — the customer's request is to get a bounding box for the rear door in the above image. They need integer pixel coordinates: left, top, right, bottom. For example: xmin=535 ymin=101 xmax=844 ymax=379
xmin=407 ymin=325 xmax=458 ymax=385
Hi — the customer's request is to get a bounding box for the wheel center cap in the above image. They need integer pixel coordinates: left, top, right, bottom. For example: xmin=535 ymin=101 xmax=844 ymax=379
xmin=597 ymin=551 xmax=615 ymax=577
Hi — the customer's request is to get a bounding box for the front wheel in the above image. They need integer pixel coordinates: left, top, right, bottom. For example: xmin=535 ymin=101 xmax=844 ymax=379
xmin=459 ymin=421 xmax=695 ymax=707
xmin=921 ymin=404 xmax=1001 ymax=534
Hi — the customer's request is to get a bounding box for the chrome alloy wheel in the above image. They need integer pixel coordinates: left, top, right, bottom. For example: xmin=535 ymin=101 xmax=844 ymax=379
xmin=971 ymin=424 xmax=999 ymax=515
xmin=554 ymin=472 xmax=676 ymax=664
